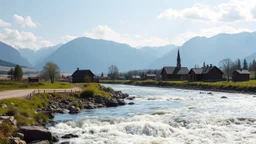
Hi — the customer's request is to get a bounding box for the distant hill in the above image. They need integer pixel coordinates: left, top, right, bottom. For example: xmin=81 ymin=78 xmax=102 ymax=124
xmin=36 ymin=37 xmax=158 ymax=73
xmin=245 ymin=52 xmax=256 ymax=63
xmin=0 ymin=59 xmax=18 ymax=67
xmin=139 ymin=44 xmax=177 ymax=58
xmin=0 ymin=41 xmax=31 ymax=67
xmin=149 ymin=32 xmax=256 ymax=69
xmin=18 ymin=44 xmax=62 ymax=66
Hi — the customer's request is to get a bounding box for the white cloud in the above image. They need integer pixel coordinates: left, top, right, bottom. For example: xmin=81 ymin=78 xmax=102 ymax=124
xmin=84 ymin=25 xmax=170 ymax=47
xmin=158 ymin=0 xmax=256 ymax=23
xmin=14 ymin=14 xmax=37 ymax=28
xmin=0 ymin=19 xmax=11 ymax=27
xmin=60 ymin=35 xmax=77 ymax=43
xmin=40 ymin=40 xmax=54 ymax=47
xmin=0 ymin=28 xmax=53 ymax=50
xmin=173 ymin=25 xmax=254 ymax=45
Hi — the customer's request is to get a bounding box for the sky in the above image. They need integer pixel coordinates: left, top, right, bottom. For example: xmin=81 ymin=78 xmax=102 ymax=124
xmin=0 ymin=0 xmax=256 ymax=50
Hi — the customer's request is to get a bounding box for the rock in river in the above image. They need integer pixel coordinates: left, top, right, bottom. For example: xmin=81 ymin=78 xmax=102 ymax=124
xmin=19 ymin=126 xmax=52 ymax=142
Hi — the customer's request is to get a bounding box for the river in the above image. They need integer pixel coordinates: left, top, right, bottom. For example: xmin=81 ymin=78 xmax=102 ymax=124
xmin=49 ymin=84 xmax=256 ymax=144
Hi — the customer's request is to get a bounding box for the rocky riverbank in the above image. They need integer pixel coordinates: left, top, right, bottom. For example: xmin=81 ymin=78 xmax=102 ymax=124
xmin=0 ymin=84 xmax=129 ymax=144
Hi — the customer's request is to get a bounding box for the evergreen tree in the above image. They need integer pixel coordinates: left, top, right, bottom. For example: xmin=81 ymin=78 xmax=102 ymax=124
xmin=237 ymin=59 xmax=241 ymax=69
xmin=203 ymin=62 xmax=206 ymax=68
xmin=243 ymin=59 xmax=248 ymax=70
xmin=7 ymin=68 xmax=14 ymax=80
xmin=101 ymin=72 xmax=104 ymax=77
xmin=249 ymin=62 xmax=252 ymax=71
xmin=14 ymin=65 xmax=23 ymax=81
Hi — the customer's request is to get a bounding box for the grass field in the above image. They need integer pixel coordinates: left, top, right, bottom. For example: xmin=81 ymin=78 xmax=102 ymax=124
xmin=101 ymin=80 xmax=256 ymax=93
xmin=0 ymin=81 xmax=74 ymax=91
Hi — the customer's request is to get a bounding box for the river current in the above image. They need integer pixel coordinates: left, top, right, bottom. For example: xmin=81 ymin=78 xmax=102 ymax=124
xmin=49 ymin=84 xmax=256 ymax=144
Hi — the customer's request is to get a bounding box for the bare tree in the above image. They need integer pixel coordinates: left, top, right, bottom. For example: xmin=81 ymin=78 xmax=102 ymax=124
xmin=41 ymin=62 xmax=60 ymax=83
xmin=219 ymin=58 xmax=233 ymax=82
xmin=108 ymin=65 xmax=119 ymax=80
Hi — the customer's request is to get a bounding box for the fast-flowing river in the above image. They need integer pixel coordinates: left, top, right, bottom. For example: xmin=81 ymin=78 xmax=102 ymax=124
xmin=49 ymin=84 xmax=256 ymax=144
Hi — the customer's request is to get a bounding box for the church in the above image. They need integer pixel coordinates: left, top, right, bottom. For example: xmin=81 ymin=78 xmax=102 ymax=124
xmin=161 ymin=49 xmax=189 ymax=81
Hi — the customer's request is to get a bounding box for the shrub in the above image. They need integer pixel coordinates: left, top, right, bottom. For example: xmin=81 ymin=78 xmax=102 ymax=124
xmin=6 ymin=107 xmax=19 ymax=116
xmin=0 ymin=121 xmax=17 ymax=144
xmin=80 ymin=89 xmax=95 ymax=98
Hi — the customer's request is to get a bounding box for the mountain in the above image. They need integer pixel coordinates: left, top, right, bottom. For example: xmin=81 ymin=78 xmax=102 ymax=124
xmin=0 ymin=41 xmax=31 ymax=67
xmin=18 ymin=44 xmax=62 ymax=66
xmin=0 ymin=59 xmax=19 ymax=67
xmin=139 ymin=45 xmax=177 ymax=58
xmin=149 ymin=32 xmax=256 ymax=69
xmin=36 ymin=37 xmax=157 ymax=73
xmin=245 ymin=52 xmax=256 ymax=63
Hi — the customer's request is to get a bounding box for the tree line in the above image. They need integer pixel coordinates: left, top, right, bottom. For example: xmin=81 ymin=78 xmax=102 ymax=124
xmin=219 ymin=58 xmax=256 ymax=80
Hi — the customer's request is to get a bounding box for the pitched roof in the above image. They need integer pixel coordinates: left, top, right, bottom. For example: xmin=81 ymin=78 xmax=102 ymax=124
xmin=189 ymin=68 xmax=203 ymax=74
xmin=233 ymin=70 xmax=250 ymax=74
xmin=161 ymin=66 xmax=189 ymax=75
xmin=146 ymin=74 xmax=156 ymax=77
xmin=71 ymin=69 xmax=95 ymax=77
xmin=189 ymin=66 xmax=224 ymax=75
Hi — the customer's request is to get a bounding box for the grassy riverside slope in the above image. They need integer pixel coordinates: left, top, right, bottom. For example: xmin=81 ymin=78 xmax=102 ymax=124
xmin=0 ymin=81 xmax=73 ymax=91
xmin=100 ymin=80 xmax=256 ymax=93
xmin=0 ymin=83 xmax=115 ymax=143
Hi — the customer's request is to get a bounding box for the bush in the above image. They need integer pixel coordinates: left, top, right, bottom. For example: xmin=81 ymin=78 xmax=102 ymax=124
xmin=0 ymin=121 xmax=17 ymax=144
xmin=80 ymin=89 xmax=95 ymax=98
xmin=6 ymin=107 xmax=19 ymax=116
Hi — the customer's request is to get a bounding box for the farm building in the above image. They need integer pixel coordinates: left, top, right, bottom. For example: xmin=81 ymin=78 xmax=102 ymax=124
xmin=189 ymin=65 xmax=224 ymax=82
xmin=145 ymin=74 xmax=156 ymax=80
xmin=71 ymin=68 xmax=95 ymax=83
xmin=161 ymin=49 xmax=189 ymax=81
xmin=232 ymin=70 xmax=250 ymax=82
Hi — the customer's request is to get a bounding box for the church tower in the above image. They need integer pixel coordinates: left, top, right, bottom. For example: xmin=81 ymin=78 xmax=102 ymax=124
xmin=177 ymin=48 xmax=181 ymax=69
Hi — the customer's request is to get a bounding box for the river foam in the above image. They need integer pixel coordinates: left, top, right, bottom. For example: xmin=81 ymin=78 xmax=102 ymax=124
xmin=49 ymin=84 xmax=256 ymax=144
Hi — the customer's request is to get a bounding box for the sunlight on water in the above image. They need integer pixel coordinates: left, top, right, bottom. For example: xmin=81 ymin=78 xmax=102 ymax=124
xmin=49 ymin=84 xmax=256 ymax=144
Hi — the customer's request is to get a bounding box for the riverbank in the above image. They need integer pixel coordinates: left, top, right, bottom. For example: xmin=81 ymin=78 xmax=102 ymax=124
xmin=101 ymin=80 xmax=256 ymax=94
xmin=0 ymin=83 xmax=129 ymax=143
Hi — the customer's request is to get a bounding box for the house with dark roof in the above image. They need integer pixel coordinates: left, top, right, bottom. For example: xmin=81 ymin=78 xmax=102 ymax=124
xmin=71 ymin=68 xmax=95 ymax=83
xmin=145 ymin=74 xmax=156 ymax=80
xmin=189 ymin=64 xmax=224 ymax=81
xmin=161 ymin=49 xmax=189 ymax=81
xmin=232 ymin=70 xmax=250 ymax=82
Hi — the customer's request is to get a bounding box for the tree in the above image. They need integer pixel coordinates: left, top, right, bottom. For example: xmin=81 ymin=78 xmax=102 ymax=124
xmin=219 ymin=58 xmax=233 ymax=82
xmin=7 ymin=68 xmax=14 ymax=80
xmin=41 ymin=62 xmax=60 ymax=83
xmin=243 ymin=59 xmax=248 ymax=70
xmin=108 ymin=65 xmax=119 ymax=80
xmin=14 ymin=65 xmax=23 ymax=81
xmin=252 ymin=59 xmax=256 ymax=79
xmin=101 ymin=72 xmax=104 ymax=77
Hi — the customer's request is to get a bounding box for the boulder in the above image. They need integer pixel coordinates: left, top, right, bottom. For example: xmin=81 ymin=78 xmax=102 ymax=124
xmin=117 ymin=99 xmax=126 ymax=105
xmin=1 ymin=104 xmax=7 ymax=108
xmin=13 ymin=132 xmax=24 ymax=140
xmin=52 ymin=135 xmax=59 ymax=142
xmin=61 ymin=134 xmax=79 ymax=139
xmin=128 ymin=102 xmax=135 ymax=105
xmin=105 ymin=98 xmax=119 ymax=107
xmin=84 ymin=102 xmax=96 ymax=109
xmin=19 ymin=126 xmax=52 ymax=142
xmin=61 ymin=142 xmax=70 ymax=144
xmin=96 ymin=104 xmax=104 ymax=108
xmin=221 ymin=96 xmax=228 ymax=99
xmin=207 ymin=92 xmax=213 ymax=95
xmin=0 ymin=116 xmax=17 ymax=126
xmin=60 ymin=109 xmax=70 ymax=114
xmin=9 ymin=137 xmax=26 ymax=144
xmin=69 ymin=107 xmax=80 ymax=114
xmin=126 ymin=96 xmax=135 ymax=100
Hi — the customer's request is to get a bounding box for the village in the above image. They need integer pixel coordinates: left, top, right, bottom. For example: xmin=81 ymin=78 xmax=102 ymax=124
xmin=67 ymin=49 xmax=252 ymax=84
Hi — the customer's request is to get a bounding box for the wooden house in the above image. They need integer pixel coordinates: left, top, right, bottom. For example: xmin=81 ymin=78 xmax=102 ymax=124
xmin=71 ymin=68 xmax=95 ymax=83
xmin=28 ymin=77 xmax=39 ymax=83
xmin=232 ymin=70 xmax=250 ymax=82
xmin=161 ymin=49 xmax=189 ymax=81
xmin=145 ymin=74 xmax=156 ymax=80
xmin=189 ymin=65 xmax=224 ymax=82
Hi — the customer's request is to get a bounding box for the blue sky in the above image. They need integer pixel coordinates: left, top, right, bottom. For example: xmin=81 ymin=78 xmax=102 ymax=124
xmin=0 ymin=0 xmax=255 ymax=50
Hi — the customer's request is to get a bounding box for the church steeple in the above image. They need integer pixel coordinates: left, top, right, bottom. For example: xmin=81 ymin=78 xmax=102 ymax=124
xmin=177 ymin=48 xmax=181 ymax=69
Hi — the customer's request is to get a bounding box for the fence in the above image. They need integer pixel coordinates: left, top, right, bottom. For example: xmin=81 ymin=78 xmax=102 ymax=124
xmin=25 ymin=89 xmax=81 ymax=100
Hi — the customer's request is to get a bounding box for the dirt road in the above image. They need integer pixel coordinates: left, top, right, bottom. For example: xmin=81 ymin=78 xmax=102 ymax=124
xmin=0 ymin=87 xmax=81 ymax=100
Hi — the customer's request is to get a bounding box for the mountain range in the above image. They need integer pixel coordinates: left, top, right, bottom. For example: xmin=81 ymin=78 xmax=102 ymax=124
xmin=18 ymin=44 xmax=62 ymax=66
xmin=1 ymin=32 xmax=256 ymax=73
xmin=0 ymin=42 xmax=31 ymax=67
